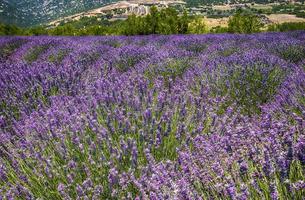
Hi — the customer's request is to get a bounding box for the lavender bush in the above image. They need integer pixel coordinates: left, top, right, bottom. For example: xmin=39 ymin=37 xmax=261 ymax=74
xmin=0 ymin=32 xmax=304 ymax=199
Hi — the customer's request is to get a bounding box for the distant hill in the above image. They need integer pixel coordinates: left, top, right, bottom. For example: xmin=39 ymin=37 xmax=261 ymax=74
xmin=0 ymin=0 xmax=117 ymax=27
xmin=0 ymin=0 xmax=304 ymax=27
xmin=0 ymin=1 xmax=22 ymax=26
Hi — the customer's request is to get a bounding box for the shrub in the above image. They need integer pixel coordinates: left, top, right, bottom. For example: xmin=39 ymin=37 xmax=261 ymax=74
xmin=48 ymin=49 xmax=70 ymax=64
xmin=24 ymin=44 xmax=52 ymax=63
xmin=114 ymin=45 xmax=152 ymax=72
xmin=0 ymin=39 xmax=26 ymax=61
xmin=204 ymin=52 xmax=289 ymax=115
xmin=278 ymin=45 xmax=305 ymax=63
xmin=228 ymin=10 xmax=263 ymax=34
xmin=145 ymin=58 xmax=191 ymax=84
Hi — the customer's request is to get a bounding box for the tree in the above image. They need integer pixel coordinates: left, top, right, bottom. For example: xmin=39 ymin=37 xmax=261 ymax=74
xmin=228 ymin=9 xmax=263 ymax=34
xmin=188 ymin=17 xmax=207 ymax=34
xmin=178 ymin=10 xmax=189 ymax=34
xmin=123 ymin=14 xmax=140 ymax=35
xmin=0 ymin=23 xmax=6 ymax=35
xmin=0 ymin=23 xmax=23 ymax=35
xmin=147 ymin=6 xmax=159 ymax=34
xmin=211 ymin=26 xmax=228 ymax=34
xmin=27 ymin=26 xmax=48 ymax=36
xmin=158 ymin=7 xmax=179 ymax=34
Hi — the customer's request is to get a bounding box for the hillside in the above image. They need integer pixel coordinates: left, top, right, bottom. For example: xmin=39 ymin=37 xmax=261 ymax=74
xmin=0 ymin=0 xmax=117 ymax=27
xmin=1 ymin=0 xmax=303 ymax=27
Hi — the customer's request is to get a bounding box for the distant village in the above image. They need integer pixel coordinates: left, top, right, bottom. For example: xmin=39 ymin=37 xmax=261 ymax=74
xmin=49 ymin=1 xmax=186 ymax=26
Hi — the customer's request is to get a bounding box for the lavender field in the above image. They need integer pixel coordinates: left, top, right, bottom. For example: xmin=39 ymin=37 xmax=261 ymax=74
xmin=0 ymin=32 xmax=304 ymax=199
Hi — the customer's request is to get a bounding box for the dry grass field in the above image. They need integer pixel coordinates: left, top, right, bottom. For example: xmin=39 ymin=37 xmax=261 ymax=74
xmin=204 ymin=14 xmax=305 ymax=30
xmin=206 ymin=17 xmax=229 ymax=28
xmin=267 ymin=14 xmax=305 ymax=24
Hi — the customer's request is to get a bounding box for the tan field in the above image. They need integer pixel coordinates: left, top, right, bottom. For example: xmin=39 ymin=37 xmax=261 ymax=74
xmin=206 ymin=17 xmax=229 ymax=28
xmin=267 ymin=14 xmax=305 ymax=24
xmin=250 ymin=4 xmax=274 ymax=10
xmin=204 ymin=14 xmax=305 ymax=29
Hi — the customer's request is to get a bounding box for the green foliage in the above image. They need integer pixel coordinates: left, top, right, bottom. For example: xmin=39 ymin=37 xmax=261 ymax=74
xmin=157 ymin=7 xmax=180 ymax=34
xmin=179 ymin=40 xmax=207 ymax=54
xmin=0 ymin=23 xmax=23 ymax=35
xmin=79 ymin=52 xmax=100 ymax=67
xmin=115 ymin=56 xmax=140 ymax=72
xmin=145 ymin=58 xmax=191 ymax=85
xmin=24 ymin=45 xmax=52 ymax=64
xmin=0 ymin=39 xmax=26 ymax=60
xmin=0 ymin=100 xmax=20 ymax=123
xmin=114 ymin=52 xmax=146 ymax=72
xmin=268 ymin=22 xmax=305 ymax=32
xmin=98 ymin=40 xmax=121 ymax=48
xmin=0 ymin=87 xmax=191 ymax=198
xmin=210 ymin=26 xmax=229 ymax=33
xmin=188 ymin=17 xmax=208 ymax=34
xmin=179 ymin=10 xmax=189 ymax=34
xmin=229 ymin=66 xmax=284 ymax=115
xmin=219 ymin=47 xmax=239 ymax=57
xmin=123 ymin=14 xmax=144 ymax=35
xmin=50 ymin=24 xmax=77 ymax=36
xmin=48 ymin=49 xmax=70 ymax=64
xmin=228 ymin=10 xmax=263 ymax=34
xmin=185 ymin=0 xmax=227 ymax=7
xmin=146 ymin=6 xmax=159 ymax=34
xmin=26 ymin=26 xmax=48 ymax=36
xmin=276 ymin=45 xmax=305 ymax=63
xmin=2 ymin=7 xmax=305 ymax=36
xmin=123 ymin=7 xmax=190 ymax=35
xmin=271 ymin=3 xmax=305 ymax=18
xmin=207 ymin=64 xmax=287 ymax=115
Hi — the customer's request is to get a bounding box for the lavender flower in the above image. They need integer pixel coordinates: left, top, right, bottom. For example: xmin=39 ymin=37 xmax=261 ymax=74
xmin=0 ymin=32 xmax=305 ymax=199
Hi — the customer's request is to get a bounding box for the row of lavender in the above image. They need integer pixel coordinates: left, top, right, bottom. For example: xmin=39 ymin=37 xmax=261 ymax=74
xmin=0 ymin=32 xmax=304 ymax=199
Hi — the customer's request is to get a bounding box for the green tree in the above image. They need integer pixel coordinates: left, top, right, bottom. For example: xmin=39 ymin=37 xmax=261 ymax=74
xmin=27 ymin=26 xmax=48 ymax=36
xmin=228 ymin=10 xmax=263 ymax=34
xmin=0 ymin=23 xmax=23 ymax=35
xmin=188 ymin=17 xmax=207 ymax=34
xmin=211 ymin=26 xmax=228 ymax=33
xmin=123 ymin=14 xmax=140 ymax=35
xmin=158 ymin=7 xmax=179 ymax=34
xmin=146 ymin=6 xmax=159 ymax=34
xmin=50 ymin=24 xmax=76 ymax=36
xmin=178 ymin=10 xmax=189 ymax=34
xmin=268 ymin=22 xmax=305 ymax=32
xmin=0 ymin=23 xmax=6 ymax=35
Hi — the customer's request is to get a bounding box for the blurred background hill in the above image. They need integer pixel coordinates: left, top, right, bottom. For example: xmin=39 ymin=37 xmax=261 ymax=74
xmin=0 ymin=0 xmax=305 ymax=35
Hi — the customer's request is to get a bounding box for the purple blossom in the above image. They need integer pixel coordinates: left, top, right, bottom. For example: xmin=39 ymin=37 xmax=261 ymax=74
xmin=0 ymin=32 xmax=304 ymax=199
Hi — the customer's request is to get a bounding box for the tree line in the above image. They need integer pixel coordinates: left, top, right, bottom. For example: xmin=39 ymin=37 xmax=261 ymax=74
xmin=122 ymin=7 xmax=189 ymax=35
xmin=1 ymin=7 xmax=305 ymax=36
